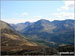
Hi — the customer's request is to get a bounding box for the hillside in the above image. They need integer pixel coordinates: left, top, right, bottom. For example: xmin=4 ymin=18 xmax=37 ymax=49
xmin=0 ymin=21 xmax=37 ymax=46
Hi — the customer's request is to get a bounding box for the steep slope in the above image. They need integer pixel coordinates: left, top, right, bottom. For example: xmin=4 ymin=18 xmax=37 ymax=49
xmin=0 ymin=20 xmax=37 ymax=46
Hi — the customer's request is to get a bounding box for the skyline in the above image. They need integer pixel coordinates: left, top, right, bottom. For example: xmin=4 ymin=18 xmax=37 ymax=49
xmin=1 ymin=0 xmax=74 ymax=24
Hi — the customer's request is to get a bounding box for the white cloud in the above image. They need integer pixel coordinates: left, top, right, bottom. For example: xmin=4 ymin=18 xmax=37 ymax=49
xmin=52 ymin=12 xmax=74 ymax=20
xmin=57 ymin=1 xmax=74 ymax=11
xmin=54 ymin=1 xmax=74 ymax=21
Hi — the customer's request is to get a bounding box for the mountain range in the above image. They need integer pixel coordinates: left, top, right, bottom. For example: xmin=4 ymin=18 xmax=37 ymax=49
xmin=11 ymin=19 xmax=74 ymax=47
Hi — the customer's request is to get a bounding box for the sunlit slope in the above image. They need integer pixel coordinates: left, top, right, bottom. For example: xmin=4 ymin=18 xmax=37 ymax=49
xmin=0 ymin=21 xmax=37 ymax=46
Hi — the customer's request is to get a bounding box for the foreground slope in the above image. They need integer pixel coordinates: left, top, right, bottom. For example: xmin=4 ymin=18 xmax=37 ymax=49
xmin=0 ymin=21 xmax=37 ymax=46
xmin=0 ymin=21 xmax=37 ymax=54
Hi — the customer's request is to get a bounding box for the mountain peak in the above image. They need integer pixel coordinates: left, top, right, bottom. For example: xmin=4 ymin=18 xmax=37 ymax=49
xmin=36 ymin=19 xmax=50 ymax=23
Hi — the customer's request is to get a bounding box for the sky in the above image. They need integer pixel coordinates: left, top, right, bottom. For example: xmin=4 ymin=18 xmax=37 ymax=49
xmin=1 ymin=0 xmax=74 ymax=24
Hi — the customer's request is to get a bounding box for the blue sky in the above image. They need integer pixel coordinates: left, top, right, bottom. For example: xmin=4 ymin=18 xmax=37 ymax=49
xmin=1 ymin=0 xmax=74 ymax=24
